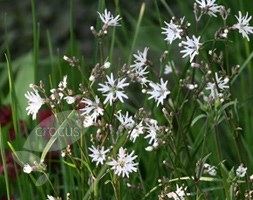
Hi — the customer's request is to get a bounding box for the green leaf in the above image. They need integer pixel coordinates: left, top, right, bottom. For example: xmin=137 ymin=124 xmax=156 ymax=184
xmin=0 ymin=126 xmax=11 ymax=200
xmin=191 ymin=114 xmax=206 ymax=127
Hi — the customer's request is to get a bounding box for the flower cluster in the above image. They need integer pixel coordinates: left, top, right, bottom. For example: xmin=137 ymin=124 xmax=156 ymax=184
xmin=21 ymin=2 xmax=253 ymax=199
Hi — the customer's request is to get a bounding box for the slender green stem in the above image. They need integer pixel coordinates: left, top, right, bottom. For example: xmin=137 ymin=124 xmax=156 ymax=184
xmin=213 ymin=126 xmax=230 ymax=200
xmin=42 ymin=172 xmax=58 ymax=196
xmin=127 ymin=3 xmax=145 ymax=65
xmin=31 ymin=0 xmax=39 ymax=83
xmin=0 ymin=127 xmax=10 ymax=200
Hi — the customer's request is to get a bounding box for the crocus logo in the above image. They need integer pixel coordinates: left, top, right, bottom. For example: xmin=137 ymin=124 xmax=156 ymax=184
xmin=12 ymin=110 xmax=86 ymax=186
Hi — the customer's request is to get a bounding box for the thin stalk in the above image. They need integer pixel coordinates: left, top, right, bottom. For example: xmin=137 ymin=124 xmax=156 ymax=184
xmin=47 ymin=30 xmax=55 ymax=83
xmin=108 ymin=0 xmax=119 ymax=62
xmin=42 ymin=172 xmax=58 ymax=196
xmin=4 ymin=15 xmax=19 ymax=140
xmin=127 ymin=3 xmax=146 ymax=65
xmin=99 ymin=39 xmax=105 ymax=64
xmin=31 ymin=0 xmax=39 ymax=83
xmin=0 ymin=127 xmax=10 ymax=200
xmin=160 ymin=0 xmax=174 ymax=17
xmin=213 ymin=126 xmax=230 ymax=200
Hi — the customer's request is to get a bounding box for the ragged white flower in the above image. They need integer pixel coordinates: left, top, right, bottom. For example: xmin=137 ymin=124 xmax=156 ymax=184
xmin=98 ymin=9 xmax=121 ymax=27
xmin=236 ymin=164 xmax=247 ymax=178
xmin=130 ymin=47 xmax=149 ymax=70
xmin=206 ymin=73 xmax=229 ymax=99
xmin=25 ymin=88 xmax=45 ymax=120
xmin=98 ymin=73 xmax=129 ymax=105
xmin=115 ymin=110 xmax=135 ymax=130
xmin=161 ymin=20 xmax=183 ymax=44
xmin=107 ymin=147 xmax=138 ymax=178
xmin=180 ymin=35 xmax=201 ymax=62
xmin=82 ymin=115 xmax=96 ymax=127
xmin=164 ymin=64 xmax=173 ymax=74
xmin=134 ymin=66 xmax=150 ymax=86
xmin=83 ymin=115 xmax=94 ymax=128
xmin=166 ymin=184 xmax=188 ymax=200
xmin=89 ymin=145 xmax=109 ymax=165
xmin=23 ymin=163 xmax=33 ymax=174
xmin=50 ymin=88 xmax=64 ymax=104
xmin=81 ymin=96 xmax=104 ymax=122
xmin=233 ymin=11 xmax=253 ymax=41
xmin=129 ymin=121 xmax=144 ymax=142
xmin=144 ymin=119 xmax=159 ymax=147
xmin=64 ymin=96 xmax=75 ymax=104
xmin=46 ymin=195 xmax=56 ymax=200
xmin=130 ymin=48 xmax=150 ymax=86
xmin=203 ymin=163 xmax=217 ymax=176
xmin=58 ymin=75 xmax=68 ymax=91
xmin=196 ymin=0 xmax=221 ymax=17
xmin=147 ymin=78 xmax=170 ymax=106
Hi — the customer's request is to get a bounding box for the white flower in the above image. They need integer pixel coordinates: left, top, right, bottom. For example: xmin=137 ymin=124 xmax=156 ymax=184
xmin=58 ymin=75 xmax=67 ymax=90
xmin=98 ymin=73 xmax=129 ymax=105
xmin=98 ymin=9 xmax=121 ymax=27
xmin=206 ymin=73 xmax=229 ymax=99
xmin=147 ymin=78 xmax=170 ymax=106
xmin=196 ymin=0 xmax=221 ymax=17
xmin=130 ymin=121 xmax=144 ymax=142
xmin=233 ymin=11 xmax=253 ymax=41
xmin=83 ymin=115 xmax=94 ymax=128
xmin=47 ymin=195 xmax=56 ymax=200
xmin=64 ymin=96 xmax=75 ymax=104
xmin=164 ymin=64 xmax=173 ymax=74
xmin=145 ymin=142 xmax=158 ymax=152
xmin=130 ymin=47 xmax=149 ymax=70
xmin=81 ymin=96 xmax=104 ymax=122
xmin=25 ymin=88 xmax=45 ymax=120
xmin=203 ymin=163 xmax=217 ymax=176
xmin=50 ymin=88 xmax=64 ymax=104
xmin=144 ymin=119 xmax=159 ymax=146
xmin=115 ymin=110 xmax=135 ymax=130
xmin=107 ymin=147 xmax=138 ymax=178
xmin=166 ymin=184 xmax=188 ymax=200
xmin=236 ymin=164 xmax=247 ymax=178
xmin=23 ymin=163 xmax=33 ymax=174
xmin=89 ymin=145 xmax=109 ymax=165
xmin=135 ymin=67 xmax=150 ymax=85
xmin=130 ymin=48 xmax=150 ymax=86
xmin=161 ymin=20 xmax=183 ymax=44
xmin=180 ymin=35 xmax=201 ymax=62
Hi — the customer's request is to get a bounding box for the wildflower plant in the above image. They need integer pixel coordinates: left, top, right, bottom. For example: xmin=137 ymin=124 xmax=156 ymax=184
xmin=2 ymin=0 xmax=253 ymax=200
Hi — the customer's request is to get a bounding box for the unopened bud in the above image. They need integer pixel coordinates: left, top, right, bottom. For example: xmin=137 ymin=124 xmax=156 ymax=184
xmin=104 ymin=61 xmax=111 ymax=69
xmin=89 ymin=75 xmax=95 ymax=82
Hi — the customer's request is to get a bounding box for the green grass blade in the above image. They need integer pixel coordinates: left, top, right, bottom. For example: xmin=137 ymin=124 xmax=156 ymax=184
xmin=5 ymin=54 xmax=19 ymax=139
xmin=127 ymin=3 xmax=146 ymax=65
xmin=47 ymin=30 xmax=56 ymax=84
xmin=231 ymin=50 xmax=253 ymax=84
xmin=40 ymin=110 xmax=75 ymax=161
xmin=31 ymin=0 xmax=39 ymax=83
xmin=0 ymin=127 xmax=11 ymax=200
